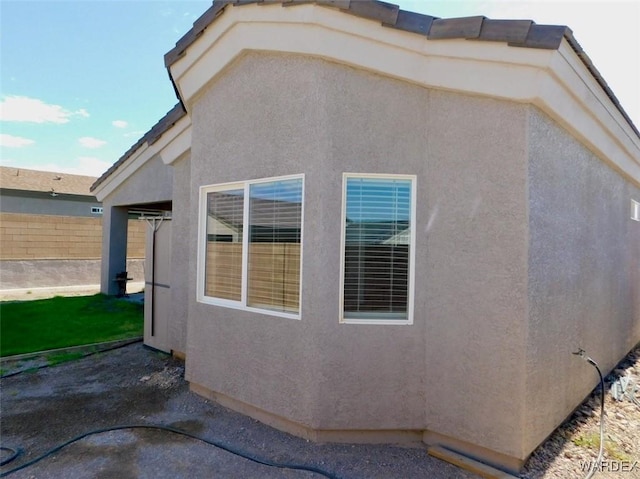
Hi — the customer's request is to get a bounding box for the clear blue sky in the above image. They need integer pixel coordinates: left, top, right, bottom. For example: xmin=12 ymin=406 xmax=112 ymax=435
xmin=1 ymin=1 xmax=638 ymax=177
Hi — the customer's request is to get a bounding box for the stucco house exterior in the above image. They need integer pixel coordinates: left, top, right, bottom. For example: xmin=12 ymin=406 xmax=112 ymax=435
xmin=92 ymin=1 xmax=640 ymax=474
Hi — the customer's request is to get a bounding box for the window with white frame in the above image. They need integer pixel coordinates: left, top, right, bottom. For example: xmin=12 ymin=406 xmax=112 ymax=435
xmin=632 ymin=199 xmax=640 ymax=221
xmin=199 ymin=175 xmax=303 ymax=318
xmin=340 ymin=174 xmax=416 ymax=324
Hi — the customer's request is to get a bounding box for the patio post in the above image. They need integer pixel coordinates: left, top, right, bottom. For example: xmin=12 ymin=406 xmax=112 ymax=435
xmin=100 ymin=204 xmax=129 ymax=295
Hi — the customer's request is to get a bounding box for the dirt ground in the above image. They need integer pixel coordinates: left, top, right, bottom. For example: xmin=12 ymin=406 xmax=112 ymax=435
xmin=3 ymin=344 xmax=637 ymax=479
xmin=1 ymin=286 xmax=638 ymax=478
xmin=0 ymin=343 xmax=479 ymax=479
xmin=521 ymin=345 xmax=640 ymax=479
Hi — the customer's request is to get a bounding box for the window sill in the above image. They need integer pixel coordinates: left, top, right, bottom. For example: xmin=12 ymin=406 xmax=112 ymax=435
xmin=197 ymin=295 xmax=301 ymax=320
xmin=340 ymin=317 xmax=413 ymax=325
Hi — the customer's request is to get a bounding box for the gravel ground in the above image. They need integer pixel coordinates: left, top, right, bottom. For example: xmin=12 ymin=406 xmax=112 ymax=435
xmin=0 ymin=343 xmax=478 ymax=479
xmin=1 ymin=343 xmax=638 ymax=479
xmin=1 ymin=288 xmax=638 ymax=479
xmin=521 ymin=345 xmax=640 ymax=479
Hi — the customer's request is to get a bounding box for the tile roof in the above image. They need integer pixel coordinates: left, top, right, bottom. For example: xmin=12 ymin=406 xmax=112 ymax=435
xmin=0 ymin=166 xmax=97 ymax=197
xmin=93 ymin=0 xmax=639 ymax=192
xmin=164 ymin=1 xmax=568 ymax=63
xmin=163 ymin=0 xmax=637 ymax=138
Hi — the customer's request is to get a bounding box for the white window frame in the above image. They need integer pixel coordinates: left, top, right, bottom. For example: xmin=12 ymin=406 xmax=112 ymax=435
xmin=631 ymin=199 xmax=640 ymax=222
xmin=197 ymin=174 xmax=304 ymax=320
xmin=339 ymin=173 xmax=417 ymax=325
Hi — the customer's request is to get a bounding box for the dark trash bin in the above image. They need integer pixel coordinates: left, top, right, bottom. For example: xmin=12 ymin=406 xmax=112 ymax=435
xmin=114 ymin=271 xmax=133 ymax=297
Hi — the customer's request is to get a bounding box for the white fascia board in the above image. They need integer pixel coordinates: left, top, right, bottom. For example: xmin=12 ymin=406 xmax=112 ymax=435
xmin=93 ymin=142 xmax=150 ymax=202
xmin=170 ymin=3 xmax=553 ymax=105
xmin=169 ymin=2 xmax=640 ymax=185
xmin=94 ymin=116 xmax=191 ymax=202
xmin=555 ymin=41 xmax=638 ymax=148
xmin=537 ymin=40 xmax=640 ymax=181
xmin=160 ymin=122 xmax=192 ymax=166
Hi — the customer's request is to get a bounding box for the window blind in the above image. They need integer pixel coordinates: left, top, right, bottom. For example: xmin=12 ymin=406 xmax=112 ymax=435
xmin=343 ymin=177 xmax=412 ymax=320
xmin=248 ymin=178 xmax=302 ymax=313
xmin=204 ymin=189 xmax=244 ymax=301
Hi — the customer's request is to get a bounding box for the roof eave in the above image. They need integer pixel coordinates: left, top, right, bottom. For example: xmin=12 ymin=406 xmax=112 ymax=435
xmin=165 ymin=1 xmax=640 ymax=186
xmin=90 ymin=104 xmax=187 ymax=193
xmin=96 ymin=0 xmax=639 ymax=190
xmin=163 ymin=1 xmax=637 ymax=139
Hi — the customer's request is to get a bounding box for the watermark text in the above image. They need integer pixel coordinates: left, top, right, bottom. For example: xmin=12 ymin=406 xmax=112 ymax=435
xmin=579 ymin=460 xmax=638 ymax=473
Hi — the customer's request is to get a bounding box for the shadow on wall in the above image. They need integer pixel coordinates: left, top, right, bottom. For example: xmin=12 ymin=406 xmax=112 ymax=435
xmin=0 ymin=259 xmax=145 ymax=290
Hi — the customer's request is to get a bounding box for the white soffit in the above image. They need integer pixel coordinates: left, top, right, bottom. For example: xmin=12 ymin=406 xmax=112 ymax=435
xmin=169 ymin=2 xmax=640 ymax=185
xmin=93 ymin=116 xmax=191 ymax=202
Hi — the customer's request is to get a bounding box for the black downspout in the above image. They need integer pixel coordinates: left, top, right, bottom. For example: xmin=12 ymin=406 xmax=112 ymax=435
xmin=151 ymin=224 xmax=157 ymax=337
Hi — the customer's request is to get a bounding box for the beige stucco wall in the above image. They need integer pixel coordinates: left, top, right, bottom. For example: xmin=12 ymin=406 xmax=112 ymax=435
xmin=185 ymin=51 xmax=532 ymax=463
xmin=105 ymin=154 xmax=173 ymax=207
xmin=524 ymin=108 xmax=640 ymax=452
xmin=186 ymin=53 xmax=330 ymax=428
xmin=170 ymin=154 xmax=191 ymax=355
xmin=421 ymin=90 xmax=529 ymax=459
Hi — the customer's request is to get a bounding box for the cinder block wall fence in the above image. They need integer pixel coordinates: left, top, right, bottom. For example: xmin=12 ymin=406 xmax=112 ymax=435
xmin=0 ymin=212 xmax=146 ymax=289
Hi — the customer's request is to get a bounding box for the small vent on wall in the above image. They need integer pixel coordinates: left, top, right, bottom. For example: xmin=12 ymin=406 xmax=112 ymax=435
xmin=632 ymin=200 xmax=640 ymax=222
xmin=91 ymin=207 xmax=104 ymax=215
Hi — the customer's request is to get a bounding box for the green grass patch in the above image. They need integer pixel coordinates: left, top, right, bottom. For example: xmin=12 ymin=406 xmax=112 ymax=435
xmin=572 ymin=432 xmax=631 ymax=461
xmin=0 ymin=294 xmax=143 ymax=357
xmin=46 ymin=351 xmax=86 ymax=366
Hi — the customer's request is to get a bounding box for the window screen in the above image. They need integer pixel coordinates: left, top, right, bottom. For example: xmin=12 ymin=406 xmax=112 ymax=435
xmin=343 ymin=176 xmax=413 ymax=321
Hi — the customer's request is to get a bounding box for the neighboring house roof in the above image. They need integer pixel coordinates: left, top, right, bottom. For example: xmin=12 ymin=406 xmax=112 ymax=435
xmin=92 ymin=0 xmax=640 ymax=193
xmin=208 ymin=191 xmax=302 ymax=229
xmin=345 ymin=221 xmax=409 ymax=245
xmin=382 ymin=227 xmax=410 ymax=246
xmin=0 ymin=166 xmax=97 ymax=197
